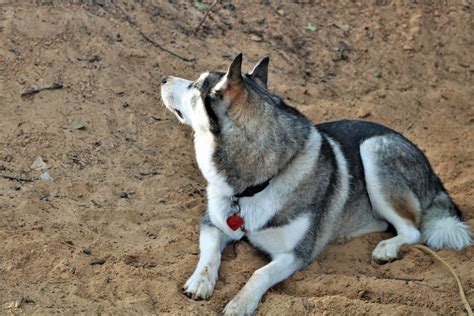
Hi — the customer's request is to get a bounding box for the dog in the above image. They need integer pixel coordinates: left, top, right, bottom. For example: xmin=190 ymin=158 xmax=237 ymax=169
xmin=160 ymin=53 xmax=472 ymax=315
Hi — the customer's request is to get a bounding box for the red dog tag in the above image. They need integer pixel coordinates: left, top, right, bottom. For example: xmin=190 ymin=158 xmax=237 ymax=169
xmin=226 ymin=213 xmax=244 ymax=231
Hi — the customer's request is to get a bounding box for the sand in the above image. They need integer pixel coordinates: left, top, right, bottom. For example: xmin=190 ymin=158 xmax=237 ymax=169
xmin=0 ymin=1 xmax=473 ymax=314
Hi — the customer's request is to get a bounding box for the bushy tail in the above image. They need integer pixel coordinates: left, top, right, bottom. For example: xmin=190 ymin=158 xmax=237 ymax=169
xmin=421 ymin=190 xmax=472 ymax=250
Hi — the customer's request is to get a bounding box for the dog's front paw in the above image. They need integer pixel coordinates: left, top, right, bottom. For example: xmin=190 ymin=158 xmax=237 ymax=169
xmin=183 ymin=268 xmax=217 ymax=300
xmin=223 ymin=296 xmax=258 ymax=316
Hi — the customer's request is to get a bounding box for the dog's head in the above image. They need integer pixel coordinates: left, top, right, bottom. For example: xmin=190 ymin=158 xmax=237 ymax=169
xmin=161 ymin=53 xmax=310 ymax=189
xmin=160 ymin=53 xmax=270 ymax=134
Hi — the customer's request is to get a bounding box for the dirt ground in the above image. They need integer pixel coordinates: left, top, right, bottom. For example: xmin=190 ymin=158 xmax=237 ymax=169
xmin=0 ymin=0 xmax=473 ymax=315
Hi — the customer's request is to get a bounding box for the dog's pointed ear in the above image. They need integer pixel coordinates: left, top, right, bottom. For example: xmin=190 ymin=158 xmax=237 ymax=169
xmin=249 ymin=55 xmax=269 ymax=88
xmin=226 ymin=53 xmax=243 ymax=83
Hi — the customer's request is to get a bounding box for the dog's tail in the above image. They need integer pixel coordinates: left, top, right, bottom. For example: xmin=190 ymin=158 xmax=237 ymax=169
xmin=420 ymin=181 xmax=472 ymax=249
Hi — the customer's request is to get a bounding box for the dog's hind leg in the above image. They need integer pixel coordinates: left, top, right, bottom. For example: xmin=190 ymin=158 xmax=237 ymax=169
xmin=183 ymin=220 xmax=230 ymax=300
xmin=360 ymin=136 xmax=423 ymax=262
xmin=223 ymin=253 xmax=302 ymax=316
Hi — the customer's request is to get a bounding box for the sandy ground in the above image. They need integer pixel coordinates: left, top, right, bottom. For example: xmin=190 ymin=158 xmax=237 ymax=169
xmin=0 ymin=0 xmax=473 ymax=314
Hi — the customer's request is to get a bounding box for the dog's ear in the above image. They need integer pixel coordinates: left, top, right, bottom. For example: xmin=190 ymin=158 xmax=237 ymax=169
xmin=226 ymin=53 xmax=243 ymax=83
xmin=248 ymin=55 xmax=269 ymax=88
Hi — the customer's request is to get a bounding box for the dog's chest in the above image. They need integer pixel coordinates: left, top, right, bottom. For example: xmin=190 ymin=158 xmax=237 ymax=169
xmin=246 ymin=214 xmax=310 ymax=255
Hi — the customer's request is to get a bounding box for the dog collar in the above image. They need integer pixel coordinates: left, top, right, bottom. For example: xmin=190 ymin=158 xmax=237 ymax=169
xmin=226 ymin=178 xmax=272 ymax=232
xmin=234 ymin=178 xmax=272 ymax=198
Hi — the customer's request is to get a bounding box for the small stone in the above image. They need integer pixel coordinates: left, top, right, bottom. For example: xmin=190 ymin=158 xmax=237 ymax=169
xmin=40 ymin=171 xmax=53 ymax=181
xmin=90 ymin=258 xmax=106 ymax=265
xmin=64 ymin=121 xmax=85 ymax=130
xmin=121 ymin=101 xmax=129 ymax=108
xmin=119 ymin=192 xmax=129 ymax=198
xmin=357 ymin=109 xmax=371 ymax=118
xmin=372 ymin=69 xmax=382 ymax=78
xmin=14 ymin=298 xmax=23 ymax=308
xmin=30 ymin=156 xmax=48 ymax=170
xmin=144 ymin=262 xmax=157 ymax=269
xmin=333 ymin=20 xmax=350 ymax=32
xmin=250 ymin=34 xmax=263 ymax=42
xmin=403 ymin=44 xmax=414 ymax=51
xmin=78 ymin=53 xmax=89 ymax=61
xmin=277 ymin=9 xmax=285 ymax=16
xmin=81 ymin=247 xmax=92 ymax=255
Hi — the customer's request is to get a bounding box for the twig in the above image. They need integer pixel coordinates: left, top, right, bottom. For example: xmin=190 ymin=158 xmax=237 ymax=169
xmin=1 ymin=174 xmax=35 ymax=182
xmin=375 ymin=275 xmax=424 ymax=282
xmin=413 ymin=244 xmax=473 ymax=316
xmin=139 ymin=32 xmax=195 ymax=62
xmin=193 ymin=0 xmax=219 ymax=35
xmin=21 ymin=83 xmax=63 ymax=97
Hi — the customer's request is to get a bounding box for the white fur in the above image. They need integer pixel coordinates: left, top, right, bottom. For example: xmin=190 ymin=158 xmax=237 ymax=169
xmin=248 ymin=214 xmax=310 ymax=255
xmin=360 ymin=137 xmax=421 ymax=261
xmin=160 ymin=76 xmax=194 ymax=125
xmin=213 ymin=73 xmax=229 ymax=92
xmin=161 ymin=73 xmax=214 ymax=131
xmin=223 ymin=253 xmax=301 ymax=316
xmin=194 ymin=130 xmax=242 ymax=239
xmin=422 ymin=216 xmax=472 ymax=249
xmin=183 ymin=225 xmax=228 ymax=299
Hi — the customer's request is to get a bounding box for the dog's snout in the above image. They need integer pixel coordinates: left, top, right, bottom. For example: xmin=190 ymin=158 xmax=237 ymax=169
xmin=161 ymin=76 xmax=169 ymax=84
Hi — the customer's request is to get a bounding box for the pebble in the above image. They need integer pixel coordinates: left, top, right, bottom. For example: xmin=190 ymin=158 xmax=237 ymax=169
xmin=30 ymin=156 xmax=48 ymax=170
xmin=81 ymin=247 xmax=92 ymax=255
xmin=333 ymin=20 xmax=350 ymax=32
xmin=357 ymin=109 xmax=371 ymax=118
xmin=40 ymin=171 xmax=53 ymax=181
xmin=250 ymin=34 xmax=263 ymax=42
xmin=144 ymin=262 xmax=157 ymax=269
xmin=119 ymin=192 xmax=129 ymax=198
xmin=90 ymin=258 xmax=106 ymax=265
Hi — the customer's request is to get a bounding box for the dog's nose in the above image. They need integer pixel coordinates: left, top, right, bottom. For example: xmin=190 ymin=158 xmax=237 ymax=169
xmin=161 ymin=76 xmax=168 ymax=84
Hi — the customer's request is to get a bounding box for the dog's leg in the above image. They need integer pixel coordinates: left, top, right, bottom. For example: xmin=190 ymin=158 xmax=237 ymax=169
xmin=183 ymin=224 xmax=229 ymax=300
xmin=361 ymin=136 xmax=422 ymax=262
xmin=223 ymin=253 xmax=302 ymax=316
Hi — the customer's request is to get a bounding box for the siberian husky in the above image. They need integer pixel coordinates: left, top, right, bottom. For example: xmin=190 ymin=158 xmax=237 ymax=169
xmin=160 ymin=53 xmax=471 ymax=315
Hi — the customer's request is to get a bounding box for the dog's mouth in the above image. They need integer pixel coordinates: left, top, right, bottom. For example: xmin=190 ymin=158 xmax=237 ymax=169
xmin=174 ymin=109 xmax=184 ymax=119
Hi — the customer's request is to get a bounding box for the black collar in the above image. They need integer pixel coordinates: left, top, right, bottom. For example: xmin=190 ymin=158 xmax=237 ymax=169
xmin=235 ymin=178 xmax=272 ymax=199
